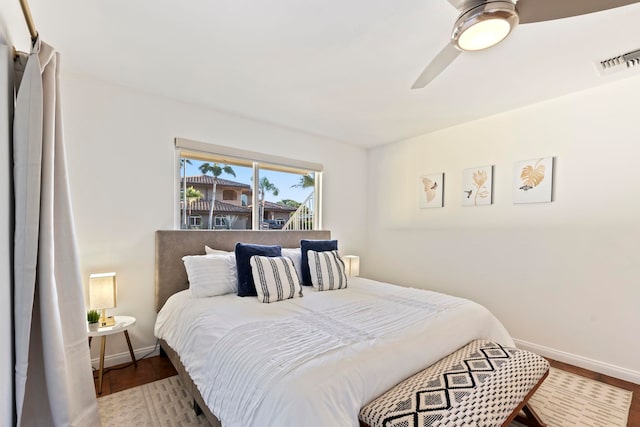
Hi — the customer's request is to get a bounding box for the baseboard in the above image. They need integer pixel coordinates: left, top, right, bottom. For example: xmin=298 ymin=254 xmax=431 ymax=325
xmin=91 ymin=343 xmax=160 ymax=369
xmin=514 ymin=338 xmax=640 ymax=385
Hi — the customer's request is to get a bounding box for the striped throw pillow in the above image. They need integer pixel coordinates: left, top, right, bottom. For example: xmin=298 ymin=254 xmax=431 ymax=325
xmin=307 ymin=250 xmax=348 ymax=291
xmin=249 ymin=256 xmax=303 ymax=303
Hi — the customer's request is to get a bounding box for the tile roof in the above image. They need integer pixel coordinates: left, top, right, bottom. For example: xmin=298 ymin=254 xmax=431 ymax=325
xmin=185 ymin=195 xmax=297 ymax=214
xmin=185 ymin=175 xmax=251 ymax=188
xmin=185 ymin=200 xmax=251 ymax=214
xmin=250 ymin=201 xmax=298 ymax=212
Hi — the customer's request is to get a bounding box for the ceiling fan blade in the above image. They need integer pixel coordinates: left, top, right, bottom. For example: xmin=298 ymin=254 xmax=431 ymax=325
xmin=518 ymin=0 xmax=640 ymax=24
xmin=411 ymin=43 xmax=461 ymax=89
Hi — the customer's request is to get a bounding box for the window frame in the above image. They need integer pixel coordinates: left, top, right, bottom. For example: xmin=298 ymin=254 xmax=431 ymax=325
xmin=222 ymin=189 xmax=237 ymax=201
xmin=188 ymin=215 xmax=202 ymax=228
xmin=175 ymin=138 xmax=323 ymax=231
xmin=214 ymin=215 xmax=227 ymax=228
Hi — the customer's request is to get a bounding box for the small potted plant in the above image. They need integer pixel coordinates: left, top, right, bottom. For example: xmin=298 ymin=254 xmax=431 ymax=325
xmin=87 ymin=310 xmax=100 ymax=332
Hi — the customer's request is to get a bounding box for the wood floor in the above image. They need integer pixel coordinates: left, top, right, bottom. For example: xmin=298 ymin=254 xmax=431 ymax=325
xmin=95 ymin=356 xmax=640 ymax=426
xmin=93 ymin=354 xmax=177 ymax=396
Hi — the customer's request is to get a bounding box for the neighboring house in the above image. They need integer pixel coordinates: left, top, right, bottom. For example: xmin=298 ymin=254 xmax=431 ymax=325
xmin=250 ymin=201 xmax=298 ymax=228
xmin=184 ymin=199 xmax=251 ymax=230
xmin=180 ymin=176 xmax=297 ymax=229
xmin=180 ymin=176 xmax=252 ymax=229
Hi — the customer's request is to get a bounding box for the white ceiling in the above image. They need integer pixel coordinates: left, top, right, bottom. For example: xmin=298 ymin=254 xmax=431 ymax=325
xmin=3 ymin=0 xmax=640 ymax=147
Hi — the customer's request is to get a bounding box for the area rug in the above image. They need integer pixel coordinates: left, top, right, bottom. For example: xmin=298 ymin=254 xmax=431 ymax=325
xmin=98 ymin=367 xmax=632 ymax=427
xmin=512 ymin=367 xmax=632 ymax=427
xmin=97 ymin=376 xmax=209 ymax=427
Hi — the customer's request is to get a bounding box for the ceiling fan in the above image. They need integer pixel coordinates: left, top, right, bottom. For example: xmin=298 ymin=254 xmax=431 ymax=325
xmin=411 ymin=0 xmax=640 ymax=88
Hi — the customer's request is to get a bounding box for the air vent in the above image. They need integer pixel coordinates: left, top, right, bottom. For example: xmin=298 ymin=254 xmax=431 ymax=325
xmin=596 ymin=48 xmax=640 ymax=76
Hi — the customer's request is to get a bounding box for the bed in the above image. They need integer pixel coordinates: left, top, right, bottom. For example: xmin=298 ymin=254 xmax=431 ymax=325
xmin=154 ymin=230 xmax=514 ymax=427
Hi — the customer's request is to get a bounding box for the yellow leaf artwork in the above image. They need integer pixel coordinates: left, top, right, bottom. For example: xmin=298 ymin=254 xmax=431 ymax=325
xmin=514 ymin=157 xmax=553 ymax=204
xmin=472 ymin=170 xmax=489 ymax=206
xmin=520 ymin=159 xmax=545 ymax=191
xmin=420 ymin=173 xmax=443 ymax=208
xmin=422 ymin=177 xmax=438 ymax=202
xmin=462 ymin=166 xmax=492 ymax=206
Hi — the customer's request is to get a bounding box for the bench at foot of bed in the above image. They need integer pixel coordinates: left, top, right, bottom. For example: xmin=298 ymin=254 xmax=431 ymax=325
xmin=359 ymin=340 xmax=549 ymax=427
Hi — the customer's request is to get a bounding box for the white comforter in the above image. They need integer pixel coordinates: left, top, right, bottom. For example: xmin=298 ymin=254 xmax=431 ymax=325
xmin=154 ymin=277 xmax=513 ymax=427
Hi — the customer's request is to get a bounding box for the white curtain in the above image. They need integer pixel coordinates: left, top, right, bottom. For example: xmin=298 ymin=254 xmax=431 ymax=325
xmin=0 ymin=31 xmax=15 ymax=427
xmin=13 ymin=38 xmax=101 ymax=426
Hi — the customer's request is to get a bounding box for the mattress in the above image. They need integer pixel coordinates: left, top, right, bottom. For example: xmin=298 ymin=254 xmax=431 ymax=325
xmin=154 ymin=277 xmax=513 ymax=427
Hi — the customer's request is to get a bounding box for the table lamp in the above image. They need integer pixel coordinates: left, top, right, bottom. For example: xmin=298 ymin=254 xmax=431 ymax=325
xmin=343 ymin=255 xmax=360 ymax=277
xmin=90 ymin=272 xmax=117 ymax=327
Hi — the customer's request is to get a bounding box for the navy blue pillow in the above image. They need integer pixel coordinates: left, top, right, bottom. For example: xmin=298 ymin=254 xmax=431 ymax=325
xmin=300 ymin=239 xmax=338 ymax=286
xmin=235 ymin=243 xmax=282 ymax=297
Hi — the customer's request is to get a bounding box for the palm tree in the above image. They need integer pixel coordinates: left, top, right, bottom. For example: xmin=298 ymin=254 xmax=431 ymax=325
xmin=258 ymin=176 xmax=279 ymax=222
xmin=180 ymin=158 xmax=192 ymax=229
xmin=186 ymin=186 xmax=202 ymax=216
xmin=279 ymin=199 xmax=301 ymax=208
xmin=199 ymin=162 xmax=236 ymax=229
xmin=291 ymin=173 xmax=315 ymax=189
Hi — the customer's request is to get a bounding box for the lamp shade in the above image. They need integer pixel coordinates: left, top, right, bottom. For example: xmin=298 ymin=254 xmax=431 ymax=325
xmin=89 ymin=272 xmax=117 ymax=310
xmin=342 ymin=255 xmax=360 ymax=277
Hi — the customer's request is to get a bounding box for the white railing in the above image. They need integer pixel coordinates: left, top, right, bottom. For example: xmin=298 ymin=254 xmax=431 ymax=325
xmin=282 ymin=192 xmax=314 ymax=231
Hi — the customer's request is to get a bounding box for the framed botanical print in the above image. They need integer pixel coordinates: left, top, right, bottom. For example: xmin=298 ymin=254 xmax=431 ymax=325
xmin=419 ymin=173 xmax=444 ymax=208
xmin=462 ymin=166 xmax=493 ymax=206
xmin=513 ymin=157 xmax=554 ymax=204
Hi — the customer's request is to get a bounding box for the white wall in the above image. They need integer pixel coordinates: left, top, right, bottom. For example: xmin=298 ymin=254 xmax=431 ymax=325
xmin=61 ymin=73 xmax=368 ymax=364
xmin=366 ymin=75 xmax=640 ymax=383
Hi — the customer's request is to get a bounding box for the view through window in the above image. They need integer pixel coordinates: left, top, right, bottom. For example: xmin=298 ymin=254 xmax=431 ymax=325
xmin=178 ymin=151 xmax=319 ymax=231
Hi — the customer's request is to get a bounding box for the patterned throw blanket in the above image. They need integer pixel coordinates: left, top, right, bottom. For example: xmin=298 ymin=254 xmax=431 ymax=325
xmin=201 ymin=287 xmax=469 ymax=426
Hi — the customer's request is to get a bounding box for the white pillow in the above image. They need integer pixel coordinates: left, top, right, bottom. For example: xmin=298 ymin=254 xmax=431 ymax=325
xmin=281 ymin=248 xmax=303 ymax=281
xmin=205 ymin=245 xmax=231 ymax=255
xmin=182 ymin=253 xmax=237 ymax=297
xmin=307 ymin=250 xmax=348 ymax=291
xmin=250 ymin=255 xmax=303 ymax=303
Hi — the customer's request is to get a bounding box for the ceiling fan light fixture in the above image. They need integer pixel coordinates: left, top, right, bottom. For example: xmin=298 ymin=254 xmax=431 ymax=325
xmin=453 ymin=1 xmax=519 ymax=52
xmin=457 ymin=18 xmax=511 ymax=51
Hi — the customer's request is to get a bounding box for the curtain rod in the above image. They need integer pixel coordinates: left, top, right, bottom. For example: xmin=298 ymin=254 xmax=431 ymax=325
xmin=19 ymin=0 xmax=38 ymax=42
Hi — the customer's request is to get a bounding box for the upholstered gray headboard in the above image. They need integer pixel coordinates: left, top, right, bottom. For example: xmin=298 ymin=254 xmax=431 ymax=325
xmin=155 ymin=230 xmax=331 ymax=311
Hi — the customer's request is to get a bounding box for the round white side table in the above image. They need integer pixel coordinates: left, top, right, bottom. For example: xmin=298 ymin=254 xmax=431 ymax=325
xmin=87 ymin=315 xmax=137 ymax=394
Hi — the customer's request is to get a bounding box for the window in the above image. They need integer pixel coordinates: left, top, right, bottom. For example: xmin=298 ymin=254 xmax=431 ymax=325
xmin=188 ymin=216 xmax=202 ymax=229
xmin=176 ymin=138 xmax=322 ymax=231
xmin=222 ymin=190 xmax=237 ymax=201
